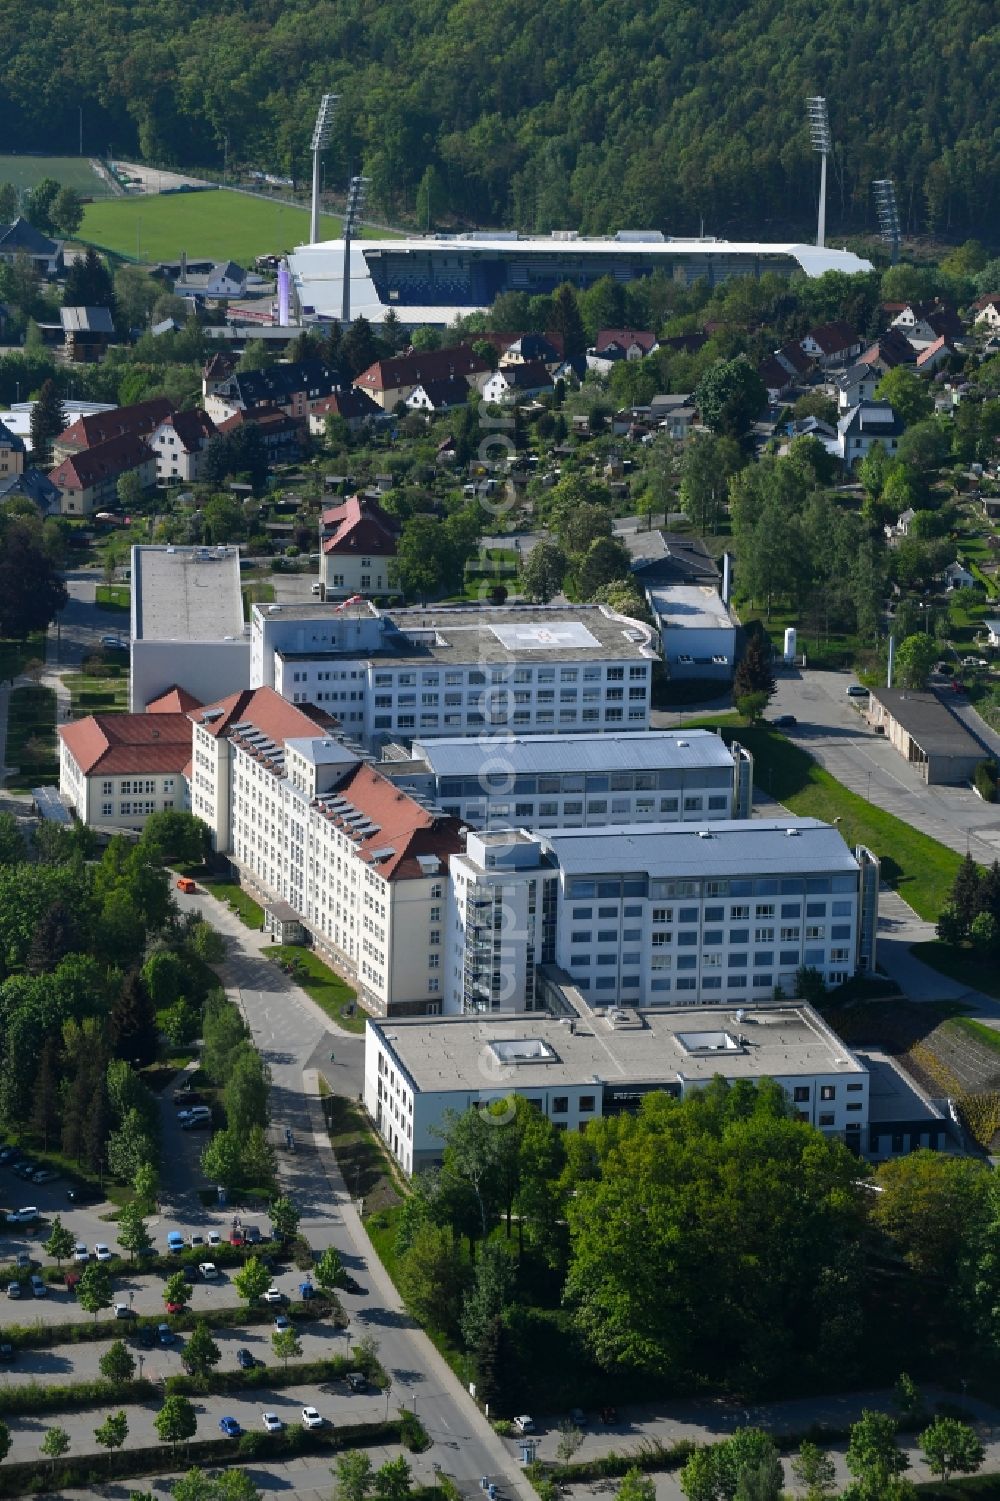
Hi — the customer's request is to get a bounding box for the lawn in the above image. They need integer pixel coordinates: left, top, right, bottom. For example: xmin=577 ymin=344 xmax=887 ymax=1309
xmin=691 ymin=720 xmax=962 ymax=921
xmin=0 ymin=153 xmax=111 ymax=197
xmin=265 ymin=944 xmax=363 ymax=1033
xmin=95 ymin=584 xmax=130 ymax=610
xmin=911 ymin=941 xmax=1000 ymax=1003
xmin=243 ymin=581 xmax=276 ymax=619
xmin=5 ymin=684 xmax=57 ymax=789
xmin=79 ymin=188 xmax=388 ymax=265
xmin=0 ymin=634 xmax=47 ymax=683
xmin=201 ymin=877 xmax=264 ymax=929
xmin=324 ymin=1093 xmax=402 ymax=1213
xmin=67 ymin=674 xmax=128 ymax=716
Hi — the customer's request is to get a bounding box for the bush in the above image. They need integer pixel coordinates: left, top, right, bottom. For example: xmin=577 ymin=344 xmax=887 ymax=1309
xmin=399 ymin=1409 xmax=431 ymax=1452
xmin=974 ymin=759 xmax=998 ymax=802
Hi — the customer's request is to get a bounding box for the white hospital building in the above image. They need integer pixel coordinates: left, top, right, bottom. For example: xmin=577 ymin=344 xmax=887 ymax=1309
xmin=249 ymin=601 xmax=659 ymax=747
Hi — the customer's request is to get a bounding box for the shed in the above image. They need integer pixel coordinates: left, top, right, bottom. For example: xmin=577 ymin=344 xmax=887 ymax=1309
xmin=865 ymin=687 xmax=984 ymax=784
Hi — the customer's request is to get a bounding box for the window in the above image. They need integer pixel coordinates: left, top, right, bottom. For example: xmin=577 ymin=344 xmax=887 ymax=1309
xmin=756 ymin=904 xmax=775 ymax=918
xmin=652 ymin=907 xmax=672 ymax=924
xmin=806 ymin=902 xmax=827 ymax=918
xmin=820 ymin=1085 xmax=836 ymax=1101
xmin=780 ymin=903 xmax=800 ymax=918
xmin=819 ymin=1113 xmax=835 ymax=1127
xmin=552 ymin=1096 xmax=568 ymax=1114
xmin=805 ymin=925 xmax=826 ymax=940
xmin=754 ymin=927 xmax=774 ymax=942
xmin=579 ymin=1095 xmax=595 ymax=1113
xmin=780 ymin=926 xmax=800 ymax=942
xmin=779 ymin=950 xmax=799 ymax=966
xmin=730 ymin=904 xmax=749 ymax=920
xmin=793 ymin=1086 xmax=810 ymax=1102
xmin=573 ymin=907 xmax=593 ymax=919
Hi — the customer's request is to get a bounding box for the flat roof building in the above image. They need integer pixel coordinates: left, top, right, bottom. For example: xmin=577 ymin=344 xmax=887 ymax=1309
xmin=130 ymin=545 xmax=251 ymax=712
xmin=364 ymin=1001 xmax=871 ymax=1173
xmin=866 ymin=686 xmax=984 ymax=784
xmin=387 ymin=728 xmax=753 ymax=828
xmin=645 ymin=583 xmax=736 ymax=680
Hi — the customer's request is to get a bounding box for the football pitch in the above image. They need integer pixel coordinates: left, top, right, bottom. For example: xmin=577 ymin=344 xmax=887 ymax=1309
xmin=79 ymin=188 xmax=390 ymax=265
xmin=0 ymin=154 xmax=111 ymax=198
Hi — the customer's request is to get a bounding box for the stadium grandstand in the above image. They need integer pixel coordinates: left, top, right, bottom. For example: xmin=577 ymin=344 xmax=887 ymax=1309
xmin=287 ymin=230 xmax=873 ymax=328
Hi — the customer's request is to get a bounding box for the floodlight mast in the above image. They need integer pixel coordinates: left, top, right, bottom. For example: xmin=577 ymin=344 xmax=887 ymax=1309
xmin=873 ymin=178 xmax=901 ymax=266
xmin=341 ymin=175 xmax=370 ymax=325
xmin=310 ymin=93 xmax=339 ymax=245
xmin=807 ymin=96 xmax=831 ymax=249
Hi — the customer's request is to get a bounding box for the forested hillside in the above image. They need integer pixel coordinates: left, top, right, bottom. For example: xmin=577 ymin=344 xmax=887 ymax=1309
xmin=2 ymin=0 xmax=998 ymax=241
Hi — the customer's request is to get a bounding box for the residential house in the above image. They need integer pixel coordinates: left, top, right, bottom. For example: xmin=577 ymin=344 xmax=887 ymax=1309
xmin=353 ymin=346 xmax=490 ymax=410
xmin=758 ymin=356 xmax=798 ymax=403
xmin=800 ymin=322 xmax=862 ymax=369
xmin=836 ymin=362 xmax=882 ymax=410
xmin=983 ymin=618 xmax=1000 ymax=648
xmin=318 ymin=493 xmax=400 ymax=600
xmin=176 ymin=260 xmax=248 ymax=300
xmin=60 ymin=306 xmax=115 ymax=363
xmin=883 ymin=507 xmax=917 ymax=544
xmin=0 ymin=217 xmax=62 ymax=276
xmin=149 ymin=408 xmax=218 ymax=484
xmin=48 ymin=432 xmax=157 ymax=516
xmin=0 ymin=468 xmax=60 ymax=514
xmin=52 ymin=397 xmax=176 ymax=465
xmin=405 ymin=377 xmax=471 ymax=413
xmin=972 ymin=295 xmax=1000 ymax=329
xmin=586 ymin=328 xmax=658 ymax=372
xmin=0 ymin=418 xmax=24 ymax=479
xmin=203 ymin=358 xmax=343 ymax=424
xmin=915 ymin=336 xmax=957 ymax=374
xmin=942 ymin=559 xmax=976 ymax=591
xmin=836 ymin=401 xmax=904 ymax=465
xmin=858 ymin=331 xmax=917 ymax=373
xmin=307 ymin=388 xmax=382 ymax=435
xmin=217 ymin=405 xmax=302 ymax=463
xmin=58 ymin=711 xmax=192 ymax=829
xmin=891 ymin=300 xmax=964 ymax=349
xmin=500 ymin=332 xmax=563 ymax=365
xmin=481 ymin=361 xmax=555 ymax=404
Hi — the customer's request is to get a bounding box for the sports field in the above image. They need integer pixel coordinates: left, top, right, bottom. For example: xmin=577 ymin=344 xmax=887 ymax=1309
xmin=79 ymin=188 xmax=391 ymax=265
xmin=0 ymin=154 xmax=111 ymax=197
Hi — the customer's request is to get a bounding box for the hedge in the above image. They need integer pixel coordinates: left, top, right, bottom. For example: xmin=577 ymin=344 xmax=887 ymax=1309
xmin=0 ymin=1418 xmax=408 ymax=1498
xmin=3 ymin=1291 xmax=341 ymax=1351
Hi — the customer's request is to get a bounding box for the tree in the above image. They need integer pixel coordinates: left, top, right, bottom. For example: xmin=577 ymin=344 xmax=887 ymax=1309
xmin=461 ymin=1241 xmax=516 ymax=1351
xmin=94 ymin=1409 xmax=128 ymax=1466
xmin=845 ymin=1410 xmax=910 ymax=1500
xmin=99 ymin=1339 xmax=136 ymax=1386
xmin=155 ymin=1393 xmax=197 ymax=1452
xmin=28 ymin=380 xmax=66 ymax=469
xmin=549 ymin=284 xmax=586 ymax=362
xmin=117 ymin=469 xmax=144 ymax=511
xmin=919 ymin=1416 xmax=984 ymax=1482
xmin=875 ymin=367 xmax=934 ymax=428
xmin=27 ymin=899 xmax=78 ymax=974
xmin=556 ymin=1423 xmax=585 ymax=1463
xmin=107 ymin=1108 xmax=156 ymax=1184
xmin=334 ymin=1451 xmax=374 ymax=1501
xmin=474 ymin=1315 xmax=518 ymax=1417
xmin=77 ymin=1261 xmax=113 ymax=1322
xmin=40 ymin=1425 xmax=70 ymax=1474
xmin=733 ymin=1456 xmax=783 ymax=1501
xmin=223 ymin=1049 xmax=269 ymax=1135
xmin=272 ymin=1327 xmax=303 ymax=1368
xmin=44 ymin=1215 xmax=75 ymax=1267
xmin=25 ymin=177 xmax=60 ymax=234
xmin=140 ymin=811 xmax=209 ymax=866
xmin=520 ymin=541 xmax=567 ymax=602
xmin=733 ymin=634 xmax=776 ymax=702
xmin=234 ymin=1254 xmax=271 ymax=1306
xmin=694 ymin=358 xmax=766 ymax=439
xmin=182 ymin=1320 xmax=222 ymax=1377
xmin=0 ymin=183 xmax=18 ymax=221
xmin=315 ymin=1245 xmax=346 ymax=1293
xmin=49 ymin=184 xmax=84 ymax=237
xmin=0 ymin=813 xmax=24 ymax=866
xmin=616 ymin=1470 xmax=656 ymax=1501
xmin=270 ymin=1195 xmax=300 ymax=1244
xmin=0 ymin=1420 xmax=9 ymax=1465
xmin=791 ymin=1441 xmax=837 ymax=1499
xmin=679 ymin=433 xmax=741 ymax=533
xmin=576 ymin=535 xmax=632 ymax=598
xmin=340 ymin=317 xmax=379 ymax=379
xmin=734 ymin=691 xmax=768 ymax=725
xmin=108 ymin=969 xmax=159 ymax=1067
xmin=173 ymin=1473 xmax=262 ymax=1501
xmin=200 ymin=1129 xmax=243 ymax=1188
xmin=163 ymin=1270 xmax=192 ymax=1311
xmin=397 ymin=1222 xmax=470 ymax=1337
xmin=894 ymin=633 xmax=938 ymax=690
xmin=134 ymin=1159 xmax=159 ymax=1211
xmin=236 ymin=339 xmax=273 ymax=373
xmin=897 ymin=418 xmax=951 ymax=477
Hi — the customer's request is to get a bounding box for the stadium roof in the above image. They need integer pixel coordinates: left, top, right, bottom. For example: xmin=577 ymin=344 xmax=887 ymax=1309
xmin=289 ymin=234 xmax=875 ymax=325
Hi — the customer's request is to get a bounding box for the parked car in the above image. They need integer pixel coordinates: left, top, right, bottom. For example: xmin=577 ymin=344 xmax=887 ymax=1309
xmin=165 ymin=1300 xmax=186 ymax=1314
xmin=346 ymin=1371 xmax=367 ymax=1392
xmin=513 ymin=1415 xmax=535 ymax=1434
xmin=301 ymin=1406 xmax=323 ymax=1429
xmin=199 ymin=1262 xmax=218 ymax=1279
xmin=262 ymin=1286 xmax=283 ymax=1304
xmin=236 ymin=1348 xmax=256 ymax=1370
xmin=73 ymin=1243 xmax=89 ymax=1264
xmin=157 ymin=1324 xmax=174 ymax=1346
xmin=178 ymin=1106 xmax=211 ymax=1126
xmin=94 ymin=1244 xmax=112 ymax=1262
xmin=166 ymin=1231 xmax=185 ymax=1254
xmin=31 ymin=1169 xmax=58 ymax=1184
xmin=274 ymin=1314 xmax=291 ymax=1333
xmin=12 ymin=1161 xmax=36 ymax=1179
xmin=100 ymin=635 xmax=127 ymax=651
xmin=0 ymin=1146 xmax=21 ymax=1163
xmin=176 ymin=877 xmax=197 ymax=894
xmin=207 ymin=1232 xmax=221 ymax=1247
xmin=772 ymin=714 xmax=797 ymax=727
xmin=219 ymin=1416 xmax=242 ymax=1438
xmin=136 ymin=1324 xmax=156 ymax=1348
xmin=30 ymin=1274 xmax=46 ymax=1298
xmin=0 ymin=1342 xmax=13 ymax=1361
xmin=114 ymin=1302 xmax=132 ymax=1319
xmin=188 ymin=1234 xmax=205 ymax=1248
xmin=846 ymin=684 xmax=869 ymax=698
xmin=262 ymin=1411 xmax=283 ymax=1432
xmin=6 ymin=1282 xmax=20 ymax=1299
xmin=14 ymin=1252 xmax=31 ymax=1270
xmin=9 ymin=1207 xmax=38 ymax=1224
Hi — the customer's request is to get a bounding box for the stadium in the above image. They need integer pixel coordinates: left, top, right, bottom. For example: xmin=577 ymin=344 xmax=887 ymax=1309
xmin=287 ymin=230 xmax=874 ymax=328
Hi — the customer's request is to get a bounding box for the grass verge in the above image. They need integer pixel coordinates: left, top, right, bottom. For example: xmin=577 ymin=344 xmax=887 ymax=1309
xmin=95 ymin=583 xmax=131 ymax=610
xmin=67 ymin=673 xmax=129 ymax=715
xmin=5 ymin=683 xmax=57 ymax=788
xmin=324 ymin=1094 xmax=402 ymax=1214
xmin=690 ymin=722 xmax=961 ymax=921
xmin=201 ymin=878 xmax=265 ymax=929
xmin=265 ymin=944 xmax=362 ymax=1032
xmin=911 ymin=941 xmax=1000 ymax=1001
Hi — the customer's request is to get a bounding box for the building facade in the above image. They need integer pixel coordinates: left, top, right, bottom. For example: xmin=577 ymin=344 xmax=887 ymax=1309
xmin=58 ymin=712 xmax=192 ymax=828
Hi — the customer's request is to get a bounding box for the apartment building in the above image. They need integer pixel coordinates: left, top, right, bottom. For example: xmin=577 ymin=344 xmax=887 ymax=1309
xmin=387 ymin=729 xmax=753 ymax=829
xmin=250 ymin=601 xmax=659 ymax=746
xmin=190 ymin=687 xmax=464 ymax=1015
xmin=58 ymin=711 xmax=192 ymax=829
xmin=364 ymin=1002 xmax=872 ymax=1174
xmin=446 ymin=820 xmax=879 ymax=1015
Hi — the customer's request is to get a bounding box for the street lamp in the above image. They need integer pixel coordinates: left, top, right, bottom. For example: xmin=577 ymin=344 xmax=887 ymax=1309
xmin=806 ymin=96 xmax=831 ymax=248
xmin=310 ymin=93 xmax=339 ymax=245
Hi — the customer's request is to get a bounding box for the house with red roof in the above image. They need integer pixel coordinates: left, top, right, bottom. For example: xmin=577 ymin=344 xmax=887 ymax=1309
xmin=318 ymin=494 xmax=400 ymax=600
xmin=148 ymin=408 xmax=218 ymax=484
xmin=353 ymin=345 xmax=490 ymax=409
xmin=972 ymin=295 xmax=1000 ymax=329
xmin=799 ymin=321 xmax=862 ymax=369
xmin=52 ymin=398 xmax=176 ymax=465
xmin=58 ymin=712 xmax=192 ymax=828
xmin=48 ymin=431 xmax=157 ymax=516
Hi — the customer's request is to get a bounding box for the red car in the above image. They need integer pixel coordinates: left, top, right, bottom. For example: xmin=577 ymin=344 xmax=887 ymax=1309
xmin=165 ymin=1300 xmax=184 ymax=1314
xmin=229 ymin=1230 xmax=245 ymax=1247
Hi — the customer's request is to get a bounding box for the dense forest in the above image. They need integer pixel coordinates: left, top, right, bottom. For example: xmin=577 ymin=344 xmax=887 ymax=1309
xmin=1 ymin=0 xmax=998 ymax=241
